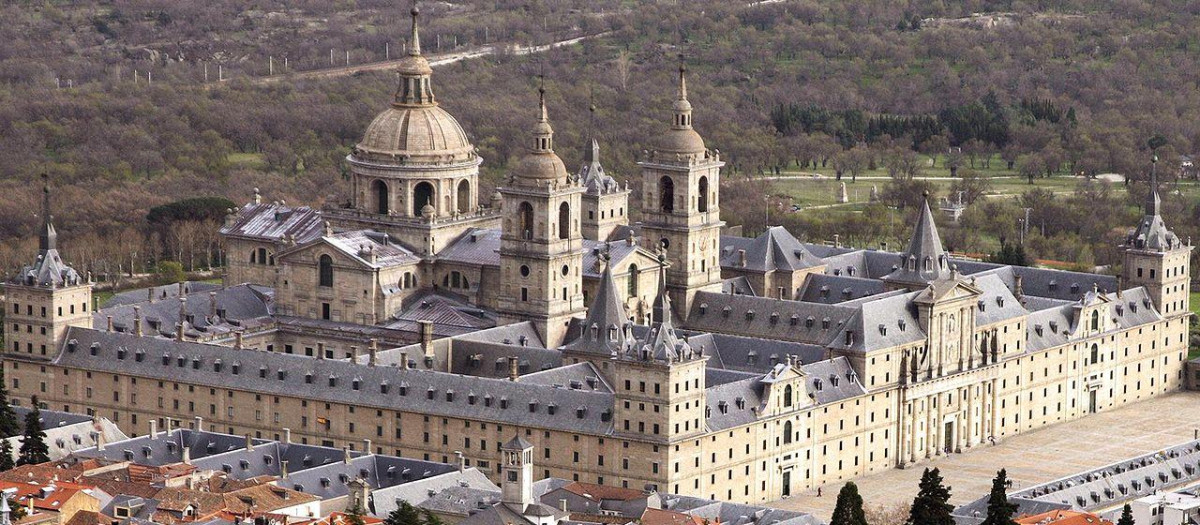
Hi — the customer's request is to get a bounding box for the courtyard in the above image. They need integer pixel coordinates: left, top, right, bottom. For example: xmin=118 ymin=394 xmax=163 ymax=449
xmin=768 ymin=391 xmax=1200 ymax=520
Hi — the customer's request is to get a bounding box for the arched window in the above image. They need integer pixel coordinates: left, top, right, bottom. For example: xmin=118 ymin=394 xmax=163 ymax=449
xmin=628 ymin=265 xmax=639 ymax=297
xmin=698 ymin=176 xmax=709 ymax=213
xmin=1090 ymin=310 xmax=1099 ymax=331
xmin=318 ymin=255 xmax=334 ymax=288
xmin=783 ymin=385 xmax=793 ymax=407
xmin=518 ymin=202 xmax=535 ymax=240
xmin=413 ymin=181 xmax=435 ymax=216
xmin=457 ymin=180 xmax=471 ymax=214
xmin=1090 ymin=343 xmax=1099 ymax=364
xmin=558 ymin=202 xmax=570 ymax=240
xmin=373 ymin=180 xmax=389 ymax=215
xmin=659 ymin=176 xmax=675 ymax=213
xmin=924 ymin=256 xmax=932 ymax=272
xmin=783 ymin=421 xmax=793 ymax=444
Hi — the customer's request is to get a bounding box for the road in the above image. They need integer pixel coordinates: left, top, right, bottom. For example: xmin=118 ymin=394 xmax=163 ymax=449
xmin=246 ymin=32 xmax=609 ymax=85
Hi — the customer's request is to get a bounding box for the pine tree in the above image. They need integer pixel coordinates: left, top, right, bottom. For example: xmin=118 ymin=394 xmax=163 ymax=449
xmin=384 ymin=501 xmax=423 ymax=525
xmin=1116 ymin=504 xmax=1134 ymax=525
xmin=420 ymin=509 xmax=444 ymax=525
xmin=980 ymin=469 xmax=1018 ymax=525
xmin=344 ymin=502 xmax=367 ymax=525
xmin=907 ymin=468 xmax=954 ymax=525
xmin=0 ymin=369 xmax=21 ymax=438
xmin=16 ymin=399 xmax=49 ymax=466
xmin=0 ymin=440 xmax=13 ymax=471
xmin=830 ymin=482 xmax=869 ymax=525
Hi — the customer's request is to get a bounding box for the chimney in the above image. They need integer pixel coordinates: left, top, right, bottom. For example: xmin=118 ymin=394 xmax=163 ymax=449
xmin=343 ymin=446 xmax=351 ymax=464
xmin=349 ymin=346 xmax=359 ymax=365
xmin=178 ymin=281 xmax=186 ymax=296
xmin=419 ymin=321 xmax=434 ymax=357
xmin=399 ymin=352 xmax=409 ymax=370
xmin=1014 ymin=274 xmax=1024 ymax=300
xmin=283 ymin=428 xmax=291 ymax=444
xmin=507 ymin=356 xmax=519 ymax=382
xmin=209 ymin=291 xmax=218 ymax=319
xmin=194 ymin=416 xmax=203 ymax=431
xmin=738 ymin=249 xmax=746 ymax=267
xmin=148 ymin=288 xmax=154 ymax=303
xmin=175 ymin=323 xmax=184 ymax=342
xmin=234 ymin=331 xmax=244 ymax=350
xmin=368 ymin=339 xmax=378 ymax=367
xmin=281 ymin=459 xmax=289 ymax=479
xmin=133 ymin=306 xmax=143 ymax=336
xmin=317 ymin=342 xmax=325 ymax=360
xmin=244 ymin=434 xmax=253 ymax=451
xmin=178 ymin=296 xmax=188 ymax=326
xmin=149 ymin=420 xmax=158 ymax=439
xmin=559 ymin=499 xmax=568 ymax=512
xmin=95 ymin=431 xmax=105 ymax=452
xmin=182 ymin=446 xmax=191 ymax=465
xmin=834 ymin=234 xmax=841 ymax=248
xmin=363 ymin=439 xmax=372 ymax=454
xmin=455 ymin=451 xmax=465 ymax=472
xmin=106 ymin=316 xmax=114 ymax=332
xmin=881 ymin=241 xmax=888 ymax=252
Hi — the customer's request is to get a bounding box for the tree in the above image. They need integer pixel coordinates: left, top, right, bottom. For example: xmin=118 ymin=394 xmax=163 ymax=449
xmin=0 ymin=440 xmax=14 ymax=471
xmin=990 ymin=238 xmax=1029 ymax=266
xmin=344 ymin=501 xmax=367 ymax=525
xmin=907 ymin=468 xmax=954 ymax=525
xmin=979 ymin=469 xmax=1018 ymax=525
xmin=1116 ymin=504 xmax=1134 ymax=525
xmin=384 ymin=501 xmax=423 ymax=525
xmin=830 ymin=482 xmax=869 ymax=525
xmin=421 ymin=509 xmax=445 ymax=525
xmin=0 ymin=368 xmax=21 ymax=438
xmin=16 ymin=399 xmax=49 ymax=466
xmin=948 ymin=170 xmax=993 ymax=205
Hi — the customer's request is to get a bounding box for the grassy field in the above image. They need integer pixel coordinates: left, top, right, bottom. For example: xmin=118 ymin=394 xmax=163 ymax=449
xmin=769 ymin=173 xmax=1086 ymax=210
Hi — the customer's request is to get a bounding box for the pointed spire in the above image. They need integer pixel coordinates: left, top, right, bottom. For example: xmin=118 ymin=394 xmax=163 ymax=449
xmin=652 ymin=252 xmax=672 ymax=328
xmin=1147 ymin=153 xmax=1161 ymax=217
xmin=39 ymin=173 xmax=57 ymax=252
xmin=884 ymin=191 xmax=950 ymax=285
xmin=672 ymin=59 xmax=694 ymax=130
xmin=408 ymin=2 xmax=422 ymax=56
xmin=531 ymin=78 xmax=554 ymax=153
xmin=677 ymin=62 xmax=688 ymax=102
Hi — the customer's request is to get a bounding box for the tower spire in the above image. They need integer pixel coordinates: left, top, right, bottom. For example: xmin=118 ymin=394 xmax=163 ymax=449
xmin=39 ymin=173 xmax=56 ymax=252
xmin=1147 ymin=153 xmax=1161 ymax=217
xmin=408 ymin=2 xmax=422 ymax=56
xmin=672 ymin=59 xmax=694 ymax=131
xmin=531 ymin=77 xmax=554 ymax=153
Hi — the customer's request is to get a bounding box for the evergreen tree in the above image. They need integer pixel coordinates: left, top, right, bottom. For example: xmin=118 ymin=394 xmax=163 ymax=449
xmin=830 ymin=482 xmax=869 ymax=525
xmin=344 ymin=502 xmax=367 ymax=525
xmin=0 ymin=369 xmax=21 ymax=438
xmin=907 ymin=468 xmax=954 ymax=525
xmin=1116 ymin=504 xmax=1134 ymax=525
xmin=16 ymin=399 xmax=49 ymax=466
xmin=980 ymin=469 xmax=1018 ymax=525
xmin=420 ymin=509 xmax=444 ymax=525
xmin=384 ymin=501 xmax=423 ymax=525
xmin=0 ymin=440 xmax=13 ymax=471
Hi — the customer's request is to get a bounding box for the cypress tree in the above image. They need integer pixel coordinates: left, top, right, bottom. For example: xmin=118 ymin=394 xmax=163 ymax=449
xmin=16 ymin=399 xmax=49 ymax=466
xmin=384 ymin=501 xmax=423 ymax=525
xmin=830 ymin=482 xmax=869 ymax=525
xmin=980 ymin=469 xmax=1018 ymax=525
xmin=0 ymin=369 xmax=21 ymax=438
xmin=1116 ymin=504 xmax=1134 ymax=525
xmin=907 ymin=468 xmax=954 ymax=525
xmin=0 ymin=440 xmax=13 ymax=471
xmin=420 ymin=509 xmax=445 ymax=525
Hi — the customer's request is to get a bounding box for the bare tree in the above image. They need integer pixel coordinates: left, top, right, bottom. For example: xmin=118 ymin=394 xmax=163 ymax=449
xmin=615 ymin=50 xmax=631 ymax=92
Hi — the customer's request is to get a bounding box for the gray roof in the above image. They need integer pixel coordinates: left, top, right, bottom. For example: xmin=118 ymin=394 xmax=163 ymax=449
xmin=280 ymin=230 xmax=420 ymax=270
xmin=798 ymin=274 xmax=884 ymax=304
xmin=219 ymin=202 xmax=323 ymax=244
xmin=9 ymin=407 xmax=128 ymax=461
xmin=56 ymin=328 xmax=616 ymax=435
xmin=436 ymin=228 xmax=501 ymax=267
xmin=372 ymin=468 xmax=498 ymax=517
xmin=579 ymin=139 xmax=622 ymax=196
xmin=391 ymin=291 xmax=496 ymax=331
xmin=14 ymin=245 xmax=82 ymax=289
xmin=1127 ymin=177 xmax=1183 ymax=252
xmin=97 ymin=284 xmax=273 ymax=337
xmin=563 ymin=264 xmax=633 ymax=357
xmin=685 ymin=291 xmax=857 ymax=347
xmin=663 ymin=495 xmax=822 ymax=525
xmin=882 ymin=200 xmax=951 ymax=286
xmin=719 ymin=227 xmax=822 ymax=273
xmin=103 ymin=282 xmax=223 ymax=309
xmin=721 ymin=276 xmax=755 ymax=296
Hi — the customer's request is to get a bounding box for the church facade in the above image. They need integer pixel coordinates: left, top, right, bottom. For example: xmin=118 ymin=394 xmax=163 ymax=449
xmin=1 ymin=5 xmax=1193 ymax=508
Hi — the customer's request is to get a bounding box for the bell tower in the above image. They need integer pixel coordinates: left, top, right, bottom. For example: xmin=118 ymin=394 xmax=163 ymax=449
xmin=1123 ymin=156 xmax=1192 ymax=316
xmin=3 ymin=175 xmax=92 ymax=358
xmin=637 ymin=64 xmax=724 ymax=320
xmin=500 ymin=435 xmax=535 ymax=510
xmin=497 ymin=84 xmax=586 ymax=347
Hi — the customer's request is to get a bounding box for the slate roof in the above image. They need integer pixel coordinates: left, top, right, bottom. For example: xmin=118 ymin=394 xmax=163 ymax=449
xmin=882 ymin=199 xmax=951 ymax=286
xmin=662 ymin=494 xmax=821 ymax=525
xmin=721 ymin=276 xmax=755 ymax=296
xmin=14 ymin=245 xmax=82 ymax=289
xmin=391 ymin=291 xmax=496 ymax=331
xmin=57 ymin=328 xmax=615 ymax=435
xmin=371 ymin=468 xmax=498 ymax=517
xmin=219 ymin=202 xmax=323 ymax=244
xmin=685 ymin=291 xmax=857 ymax=347
xmin=283 ymin=230 xmax=420 ymax=270
xmin=1127 ymin=175 xmax=1183 ymax=252
xmin=10 ymin=407 xmax=129 ymax=461
xmin=582 ymin=240 xmax=656 ymax=279
xmin=719 ymin=227 xmax=822 ymax=273
xmin=798 ymin=274 xmax=884 ymax=304
xmin=104 ymin=282 xmax=223 ymax=309
xmin=97 ymin=284 xmax=273 ymax=337
xmin=563 ymin=264 xmax=633 ymax=357
xmin=579 ymin=140 xmax=622 ymax=196
xmin=436 ymin=228 xmax=501 ymax=266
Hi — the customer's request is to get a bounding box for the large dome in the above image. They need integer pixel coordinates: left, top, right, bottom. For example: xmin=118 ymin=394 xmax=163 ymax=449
xmin=354 ymin=105 xmax=476 ymax=165
xmin=514 ymin=152 xmax=569 ymax=182
xmin=655 ymin=128 xmax=707 ymax=156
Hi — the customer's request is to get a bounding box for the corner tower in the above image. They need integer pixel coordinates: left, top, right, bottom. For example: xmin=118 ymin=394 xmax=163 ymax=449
xmin=637 ymin=65 xmax=724 ymax=319
xmin=3 ymin=176 xmax=92 ymax=358
xmin=1123 ymin=157 xmax=1192 ymax=316
xmin=579 ymin=106 xmax=630 ymax=241
xmin=497 ymin=86 xmax=586 ymax=347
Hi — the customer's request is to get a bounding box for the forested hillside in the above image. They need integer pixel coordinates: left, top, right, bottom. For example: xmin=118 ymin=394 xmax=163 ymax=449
xmin=0 ymin=0 xmax=1197 ymax=280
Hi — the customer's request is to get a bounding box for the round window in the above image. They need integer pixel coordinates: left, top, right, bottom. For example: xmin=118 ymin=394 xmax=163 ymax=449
xmin=520 ymin=265 xmax=530 ymax=277
xmin=660 ymin=238 xmax=671 ymax=249
xmin=561 ymin=265 xmax=570 ymax=276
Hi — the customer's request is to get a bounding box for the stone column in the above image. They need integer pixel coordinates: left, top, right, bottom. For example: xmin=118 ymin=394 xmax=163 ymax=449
xmin=934 ymin=393 xmax=944 ymax=456
xmin=965 ymin=385 xmax=975 ymax=448
xmin=910 ymin=398 xmax=920 ymax=464
xmin=897 ymin=395 xmax=908 ymax=466
xmin=989 ymin=379 xmax=1000 ymax=441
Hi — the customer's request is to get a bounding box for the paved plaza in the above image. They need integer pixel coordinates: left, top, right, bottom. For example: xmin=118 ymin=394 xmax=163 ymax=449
xmin=768 ymin=391 xmax=1200 ymax=520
